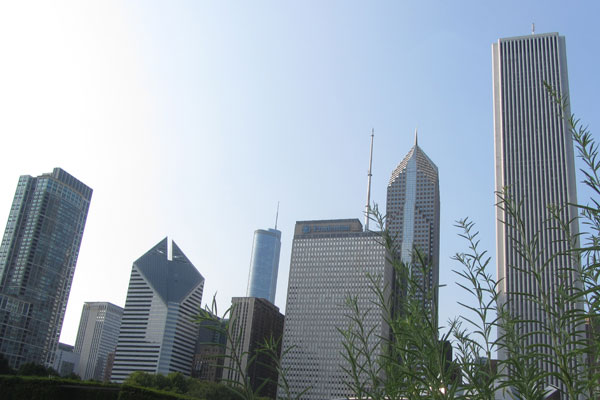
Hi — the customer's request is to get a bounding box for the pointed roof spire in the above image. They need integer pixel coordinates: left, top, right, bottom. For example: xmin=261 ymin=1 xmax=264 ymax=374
xmin=414 ymin=128 xmax=418 ymax=147
xmin=365 ymin=128 xmax=374 ymax=231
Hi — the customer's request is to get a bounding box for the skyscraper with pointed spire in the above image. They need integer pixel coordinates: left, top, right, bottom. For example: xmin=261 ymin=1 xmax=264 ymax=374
xmin=386 ymin=132 xmax=440 ymax=320
xmin=110 ymin=238 xmax=204 ymax=382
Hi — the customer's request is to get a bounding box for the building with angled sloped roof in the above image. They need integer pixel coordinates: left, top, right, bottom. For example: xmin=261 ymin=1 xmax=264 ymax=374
xmin=110 ymin=238 xmax=204 ymax=382
xmin=386 ymin=134 xmax=440 ymax=324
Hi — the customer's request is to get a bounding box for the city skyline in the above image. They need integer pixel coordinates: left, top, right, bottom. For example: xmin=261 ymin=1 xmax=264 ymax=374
xmin=0 ymin=2 xmax=598 ymax=347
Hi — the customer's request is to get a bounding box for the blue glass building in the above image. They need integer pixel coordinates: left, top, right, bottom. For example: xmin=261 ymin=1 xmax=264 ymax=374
xmin=0 ymin=168 xmax=92 ymax=369
xmin=246 ymin=228 xmax=281 ymax=304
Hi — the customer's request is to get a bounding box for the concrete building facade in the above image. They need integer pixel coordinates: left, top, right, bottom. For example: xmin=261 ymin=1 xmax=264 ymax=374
xmin=74 ymin=302 xmax=123 ymax=381
xmin=493 ymin=32 xmax=581 ymax=391
xmin=278 ymin=219 xmax=388 ymax=400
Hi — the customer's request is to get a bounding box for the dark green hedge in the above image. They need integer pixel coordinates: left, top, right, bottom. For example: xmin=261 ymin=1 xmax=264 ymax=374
xmin=118 ymin=384 xmax=198 ymax=400
xmin=0 ymin=375 xmax=119 ymax=400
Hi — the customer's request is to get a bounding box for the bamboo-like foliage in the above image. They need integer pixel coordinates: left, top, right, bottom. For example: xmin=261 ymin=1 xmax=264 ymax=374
xmin=339 ymin=209 xmax=458 ymax=400
xmin=339 ymin=89 xmax=600 ymax=400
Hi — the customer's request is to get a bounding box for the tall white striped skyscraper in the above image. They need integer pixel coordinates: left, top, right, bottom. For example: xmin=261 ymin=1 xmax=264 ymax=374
xmin=110 ymin=238 xmax=204 ymax=382
xmin=493 ymin=32 xmax=580 ymax=391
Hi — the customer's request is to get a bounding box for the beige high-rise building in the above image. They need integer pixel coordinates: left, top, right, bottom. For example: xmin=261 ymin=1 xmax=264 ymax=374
xmin=278 ymin=219 xmax=388 ymax=400
xmin=74 ymin=302 xmax=123 ymax=381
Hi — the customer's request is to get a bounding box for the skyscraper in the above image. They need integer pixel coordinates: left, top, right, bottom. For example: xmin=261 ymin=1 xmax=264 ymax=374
xmin=278 ymin=219 xmax=388 ymax=400
xmin=225 ymin=296 xmax=284 ymax=399
xmin=386 ymin=135 xmax=440 ymax=319
xmin=74 ymin=302 xmax=123 ymax=381
xmin=246 ymin=228 xmax=281 ymax=304
xmin=110 ymin=238 xmax=204 ymax=382
xmin=493 ymin=32 xmax=580 ymax=389
xmin=0 ymin=168 xmax=92 ymax=369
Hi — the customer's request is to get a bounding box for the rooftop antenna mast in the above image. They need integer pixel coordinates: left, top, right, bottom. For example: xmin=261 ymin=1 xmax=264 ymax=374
xmin=274 ymin=201 xmax=280 ymax=230
xmin=532 ymin=23 xmax=535 ymax=35
xmin=365 ymin=129 xmax=374 ymax=231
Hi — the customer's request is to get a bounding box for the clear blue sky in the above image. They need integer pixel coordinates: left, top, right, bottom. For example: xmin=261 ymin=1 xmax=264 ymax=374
xmin=0 ymin=1 xmax=598 ymax=346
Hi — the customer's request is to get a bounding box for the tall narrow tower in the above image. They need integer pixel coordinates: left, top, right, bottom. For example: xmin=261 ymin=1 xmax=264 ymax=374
xmin=493 ymin=32 xmax=580 ymax=390
xmin=246 ymin=223 xmax=281 ymax=305
xmin=0 ymin=168 xmax=92 ymax=369
xmin=386 ymin=134 xmax=440 ymax=320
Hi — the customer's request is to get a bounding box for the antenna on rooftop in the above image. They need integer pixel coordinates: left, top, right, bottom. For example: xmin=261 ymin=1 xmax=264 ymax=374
xmin=532 ymin=23 xmax=535 ymax=35
xmin=414 ymin=127 xmax=418 ymax=146
xmin=365 ymin=129 xmax=374 ymax=231
xmin=275 ymin=201 xmax=280 ymax=230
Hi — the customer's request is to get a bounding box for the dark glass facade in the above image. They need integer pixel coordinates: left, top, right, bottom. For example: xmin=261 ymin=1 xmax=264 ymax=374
xmin=0 ymin=168 xmax=92 ymax=368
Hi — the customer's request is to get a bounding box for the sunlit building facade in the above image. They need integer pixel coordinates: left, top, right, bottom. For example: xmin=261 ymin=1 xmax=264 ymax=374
xmin=493 ymin=32 xmax=581 ymax=391
xmin=278 ymin=219 xmax=389 ymax=400
xmin=0 ymin=168 xmax=92 ymax=369
xmin=386 ymin=138 xmax=440 ymax=321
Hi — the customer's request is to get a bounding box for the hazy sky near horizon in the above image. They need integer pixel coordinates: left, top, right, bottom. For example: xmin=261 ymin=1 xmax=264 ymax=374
xmin=0 ymin=1 xmax=599 ymax=347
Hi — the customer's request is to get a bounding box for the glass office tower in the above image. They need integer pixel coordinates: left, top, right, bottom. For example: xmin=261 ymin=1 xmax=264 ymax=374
xmin=0 ymin=168 xmax=92 ymax=369
xmin=246 ymin=228 xmax=281 ymax=304
xmin=386 ymin=137 xmax=440 ymax=321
